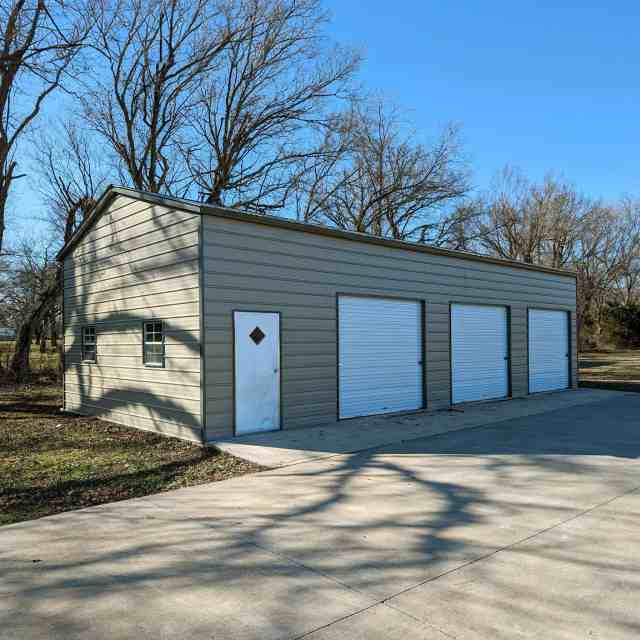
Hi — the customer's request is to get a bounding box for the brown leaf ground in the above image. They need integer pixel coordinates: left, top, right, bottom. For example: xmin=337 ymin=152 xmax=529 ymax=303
xmin=0 ymin=386 xmax=263 ymax=526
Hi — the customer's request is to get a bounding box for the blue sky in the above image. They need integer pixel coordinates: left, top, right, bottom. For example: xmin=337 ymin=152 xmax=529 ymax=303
xmin=325 ymin=0 xmax=639 ymax=199
xmin=8 ymin=0 xmax=639 ymax=245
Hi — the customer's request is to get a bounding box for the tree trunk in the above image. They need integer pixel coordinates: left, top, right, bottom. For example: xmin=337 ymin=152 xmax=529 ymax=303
xmin=9 ymin=279 xmax=61 ymax=382
xmin=11 ymin=322 xmax=34 ymax=381
xmin=34 ymin=324 xmax=42 ymax=347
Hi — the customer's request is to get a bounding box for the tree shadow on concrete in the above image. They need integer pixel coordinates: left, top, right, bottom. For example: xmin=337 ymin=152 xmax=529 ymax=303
xmin=2 ymin=404 xmax=639 ymax=638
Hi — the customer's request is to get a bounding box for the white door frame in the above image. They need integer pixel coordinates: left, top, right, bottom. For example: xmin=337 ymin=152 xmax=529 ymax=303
xmin=233 ymin=310 xmax=281 ymax=436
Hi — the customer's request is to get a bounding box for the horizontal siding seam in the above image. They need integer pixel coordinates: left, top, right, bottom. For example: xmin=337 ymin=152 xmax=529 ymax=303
xmin=64 ymin=259 xmax=199 ymax=292
xmin=70 ymin=214 xmax=197 ymax=261
xmin=78 ymin=201 xmax=171 ymax=243
xmin=84 ymin=203 xmax=181 ymax=241
xmin=202 ymin=254 xmax=576 ymax=292
xmin=64 ymin=404 xmax=202 ymax=443
xmin=68 ymin=362 xmax=201 ymax=374
xmin=65 ymin=246 xmax=199 ymax=282
xmin=66 ymin=301 xmax=200 ymax=321
xmin=204 ymin=271 xmax=573 ymax=299
xmin=65 ymin=383 xmax=200 ymax=403
xmin=66 ymin=313 xmax=199 ymax=328
xmin=203 ymin=285 xmax=575 ymax=308
xmin=65 ymin=284 xmax=199 ymax=306
xmin=65 ymin=372 xmax=201 ymax=389
xmin=66 ymin=351 xmax=201 ymax=360
xmin=68 ymin=228 xmax=199 ymax=269
xmin=64 ymin=390 xmax=200 ymax=419
xmin=202 ymin=227 xmax=575 ymax=283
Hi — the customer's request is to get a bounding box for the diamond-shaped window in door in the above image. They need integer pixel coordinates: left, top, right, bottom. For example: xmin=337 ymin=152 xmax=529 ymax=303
xmin=249 ymin=326 xmax=266 ymax=345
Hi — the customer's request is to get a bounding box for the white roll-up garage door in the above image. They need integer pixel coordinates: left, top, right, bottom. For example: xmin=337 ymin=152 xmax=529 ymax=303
xmin=338 ymin=296 xmax=423 ymax=419
xmin=528 ymin=309 xmax=569 ymax=393
xmin=451 ymin=304 xmax=509 ymax=404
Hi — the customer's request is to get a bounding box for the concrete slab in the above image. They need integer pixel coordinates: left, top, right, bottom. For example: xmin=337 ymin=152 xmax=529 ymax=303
xmin=1 ymin=513 xmax=377 ymax=640
xmin=389 ymin=489 xmax=640 ymax=639
xmin=213 ymin=389 xmax=627 ymax=468
xmin=1 ymin=392 xmax=639 ymax=639
xmin=301 ymin=604 xmax=452 ymax=640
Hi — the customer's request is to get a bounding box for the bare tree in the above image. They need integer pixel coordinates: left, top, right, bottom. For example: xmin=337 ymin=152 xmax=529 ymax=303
xmin=469 ymin=168 xmax=548 ymax=263
xmin=2 ymin=239 xmax=57 ymax=378
xmin=182 ymin=0 xmax=359 ymax=210
xmin=9 ymin=120 xmax=108 ymax=380
xmin=0 ymin=0 xmax=94 ymax=256
xmin=470 ymin=168 xmax=640 ymax=347
xmin=612 ymin=198 xmax=640 ymax=306
xmin=469 ymin=168 xmax=595 ymax=268
xmin=81 ymin=0 xmax=244 ymax=195
xmin=574 ymin=207 xmax=626 ymax=347
xmin=295 ymin=101 xmax=470 ymax=243
xmin=36 ymin=120 xmax=109 ymax=243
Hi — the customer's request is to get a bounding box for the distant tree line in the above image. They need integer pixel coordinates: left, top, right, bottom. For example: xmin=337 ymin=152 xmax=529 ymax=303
xmin=0 ymin=0 xmax=638 ymax=380
xmin=460 ymin=168 xmax=640 ymax=349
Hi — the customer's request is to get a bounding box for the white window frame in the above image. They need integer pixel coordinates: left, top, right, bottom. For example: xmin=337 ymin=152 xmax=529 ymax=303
xmin=143 ymin=320 xmax=165 ymax=368
xmin=81 ymin=326 xmax=97 ymax=363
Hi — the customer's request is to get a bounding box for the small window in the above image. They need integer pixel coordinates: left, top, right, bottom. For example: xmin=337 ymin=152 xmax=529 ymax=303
xmin=82 ymin=326 xmax=96 ymax=363
xmin=143 ymin=321 xmax=165 ymax=367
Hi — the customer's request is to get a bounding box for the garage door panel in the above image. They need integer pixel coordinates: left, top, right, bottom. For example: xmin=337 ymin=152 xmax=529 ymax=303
xmin=451 ymin=304 xmax=509 ymax=404
xmin=339 ymin=296 xmax=423 ymax=419
xmin=528 ymin=309 xmax=569 ymax=393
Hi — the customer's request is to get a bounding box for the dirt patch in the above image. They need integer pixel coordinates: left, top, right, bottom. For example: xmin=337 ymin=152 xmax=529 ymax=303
xmin=0 ymin=386 xmax=263 ymax=526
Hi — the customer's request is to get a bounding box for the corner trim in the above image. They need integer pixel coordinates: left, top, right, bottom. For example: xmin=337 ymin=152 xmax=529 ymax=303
xmin=198 ymin=216 xmax=207 ymax=444
xmin=61 ymin=261 xmax=66 ymax=411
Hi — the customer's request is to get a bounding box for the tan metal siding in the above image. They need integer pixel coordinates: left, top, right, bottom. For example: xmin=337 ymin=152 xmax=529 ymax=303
xmin=202 ymin=215 xmax=577 ymax=440
xmin=63 ymin=195 xmax=203 ymax=442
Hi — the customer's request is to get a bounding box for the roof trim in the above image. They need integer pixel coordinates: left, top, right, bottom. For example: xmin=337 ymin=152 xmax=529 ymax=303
xmin=57 ymin=185 xmax=577 ymax=279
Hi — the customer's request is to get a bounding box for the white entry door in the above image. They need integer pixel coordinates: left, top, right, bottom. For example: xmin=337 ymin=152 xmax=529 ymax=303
xmin=338 ymin=296 xmax=423 ymax=419
xmin=528 ymin=309 xmax=569 ymax=393
xmin=234 ymin=312 xmax=280 ymax=435
xmin=451 ymin=304 xmax=509 ymax=404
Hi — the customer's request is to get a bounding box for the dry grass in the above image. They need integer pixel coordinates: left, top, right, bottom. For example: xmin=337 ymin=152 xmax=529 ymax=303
xmin=0 ymin=386 xmax=263 ymax=526
xmin=579 ymin=350 xmax=640 ymax=393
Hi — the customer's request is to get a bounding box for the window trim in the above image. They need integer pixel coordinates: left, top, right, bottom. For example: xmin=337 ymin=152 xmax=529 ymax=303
xmin=81 ymin=325 xmax=97 ymax=363
xmin=142 ymin=320 xmax=165 ymax=368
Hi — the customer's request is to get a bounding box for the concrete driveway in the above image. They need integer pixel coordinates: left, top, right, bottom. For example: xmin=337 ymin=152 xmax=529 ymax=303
xmin=2 ymin=391 xmax=639 ymax=639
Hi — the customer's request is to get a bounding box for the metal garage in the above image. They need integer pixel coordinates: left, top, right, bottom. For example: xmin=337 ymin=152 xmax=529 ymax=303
xmin=58 ymin=186 xmax=578 ymax=443
xmin=528 ymin=309 xmax=570 ymax=393
xmin=451 ymin=304 xmax=510 ymax=404
xmin=338 ymin=296 xmax=424 ymax=419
